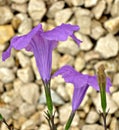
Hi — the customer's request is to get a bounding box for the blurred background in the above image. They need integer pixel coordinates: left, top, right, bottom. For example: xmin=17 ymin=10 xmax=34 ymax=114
xmin=0 ymin=0 xmax=119 ymax=130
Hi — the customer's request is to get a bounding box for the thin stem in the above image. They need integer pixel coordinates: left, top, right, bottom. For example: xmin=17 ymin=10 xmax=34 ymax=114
xmin=102 ymin=113 xmax=107 ymax=130
xmin=65 ymin=111 xmax=75 ymax=130
xmin=43 ymin=81 xmax=53 ymax=116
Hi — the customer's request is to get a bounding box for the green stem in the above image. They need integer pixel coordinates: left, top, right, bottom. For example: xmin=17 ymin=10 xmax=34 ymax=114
xmin=44 ymin=81 xmax=53 ymax=116
xmin=100 ymin=88 xmax=107 ymax=114
xmin=65 ymin=111 xmax=75 ymax=130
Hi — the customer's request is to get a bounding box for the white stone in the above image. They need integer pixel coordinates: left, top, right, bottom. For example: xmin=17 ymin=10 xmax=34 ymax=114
xmin=57 ymin=38 xmax=79 ymax=56
xmin=18 ymin=18 xmax=32 ymax=34
xmin=19 ymin=103 xmax=36 ymax=117
xmin=31 ymin=57 xmax=41 ymax=80
xmin=112 ymin=91 xmax=119 ymax=107
xmin=0 ymin=54 xmax=15 ymax=68
xmin=52 ymin=51 xmax=60 ymax=71
xmin=11 ymin=0 xmax=28 ymax=4
xmin=76 ymin=16 xmax=91 ymax=35
xmin=91 ymin=20 xmax=105 ymax=40
xmin=75 ymin=32 xmax=93 ymax=50
xmin=111 ymin=0 xmax=119 ymax=17
xmin=113 ymin=73 xmax=119 ymax=86
xmin=11 ymin=3 xmax=27 ymax=13
xmin=20 ymin=83 xmax=40 ymax=104
xmin=95 ymin=34 xmax=119 ymax=58
xmin=17 ymin=66 xmax=34 ymax=83
xmin=47 ymin=1 xmax=65 ymax=18
xmin=104 ymin=17 xmax=119 ymax=34
xmin=55 ymin=8 xmax=73 ymax=25
xmin=74 ymin=56 xmax=85 ymax=71
xmin=82 ymin=124 xmax=104 ymax=130
xmin=0 ymin=6 xmax=13 ymax=25
xmin=92 ymin=0 xmax=106 ymax=19
xmin=59 ymin=103 xmax=79 ymax=126
xmin=85 ymin=0 xmax=99 ymax=7
xmin=28 ymin=0 xmax=46 ymax=21
xmin=16 ymin=51 xmax=31 ymax=67
xmin=86 ymin=110 xmax=99 ymax=124
xmin=0 ymin=67 xmax=15 ymax=83
xmin=58 ymin=54 xmax=74 ymax=68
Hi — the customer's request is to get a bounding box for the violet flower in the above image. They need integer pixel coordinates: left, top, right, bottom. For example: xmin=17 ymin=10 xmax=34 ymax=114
xmin=53 ymin=65 xmax=112 ymax=112
xmin=2 ymin=24 xmax=82 ymax=83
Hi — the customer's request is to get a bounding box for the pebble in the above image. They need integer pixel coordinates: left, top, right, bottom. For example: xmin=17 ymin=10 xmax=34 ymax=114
xmin=57 ymin=38 xmax=80 ymax=56
xmin=59 ymin=103 xmax=79 ymax=126
xmin=113 ymin=73 xmax=119 ymax=86
xmin=28 ymin=0 xmax=46 ymax=21
xmin=18 ymin=18 xmax=32 ymax=34
xmin=82 ymin=124 xmax=104 ymax=130
xmin=58 ymin=54 xmax=74 ymax=68
xmin=100 ymin=114 xmax=111 ymax=126
xmin=0 ymin=67 xmax=15 ymax=83
xmin=95 ymin=34 xmax=119 ymax=58
xmin=31 ymin=57 xmax=41 ymax=80
xmin=0 ymin=6 xmax=13 ymax=25
xmin=74 ymin=56 xmax=85 ymax=71
xmin=16 ymin=51 xmax=31 ymax=67
xmin=39 ymin=88 xmax=65 ymax=106
xmin=75 ymin=33 xmax=93 ymax=51
xmin=11 ymin=0 xmax=28 ymax=4
xmin=104 ymin=17 xmax=119 ymax=34
xmin=47 ymin=1 xmax=65 ymax=18
xmin=11 ymin=16 xmax=21 ymax=30
xmin=11 ymin=3 xmax=27 ymax=13
xmin=52 ymin=51 xmax=60 ymax=71
xmin=19 ymin=103 xmax=36 ymax=117
xmin=66 ymin=0 xmax=84 ymax=6
xmin=84 ymin=0 xmax=99 ymax=7
xmin=110 ymin=117 xmax=118 ymax=130
xmin=17 ymin=66 xmax=34 ymax=83
xmin=0 ymin=25 xmax=15 ymax=44
xmin=39 ymin=124 xmax=50 ymax=130
xmin=76 ymin=15 xmax=91 ymax=35
xmin=90 ymin=20 xmax=105 ymax=40
xmin=56 ymin=85 xmax=69 ymax=101
xmin=92 ymin=0 xmax=106 ymax=19
xmin=84 ymin=51 xmax=100 ymax=62
xmin=112 ymin=91 xmax=119 ymax=107
xmin=86 ymin=110 xmax=99 ymax=124
xmin=93 ymin=93 xmax=118 ymax=114
xmin=55 ymin=8 xmax=73 ymax=25
xmin=111 ymin=0 xmax=119 ymax=17
xmin=0 ymin=54 xmax=15 ymax=68
xmin=20 ymin=83 xmax=40 ymax=104
xmin=0 ymin=106 xmax=14 ymax=120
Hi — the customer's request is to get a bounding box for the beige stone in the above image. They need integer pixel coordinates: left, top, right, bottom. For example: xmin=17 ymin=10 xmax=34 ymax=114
xmin=0 ymin=25 xmax=14 ymax=44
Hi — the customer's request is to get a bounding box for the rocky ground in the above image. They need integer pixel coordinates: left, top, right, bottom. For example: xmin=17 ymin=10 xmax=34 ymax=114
xmin=0 ymin=0 xmax=119 ymax=130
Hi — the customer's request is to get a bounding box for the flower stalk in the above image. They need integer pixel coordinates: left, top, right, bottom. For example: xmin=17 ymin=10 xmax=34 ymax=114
xmin=65 ymin=111 xmax=75 ymax=130
xmin=97 ymin=65 xmax=107 ymax=130
xmin=43 ymin=81 xmax=53 ymax=116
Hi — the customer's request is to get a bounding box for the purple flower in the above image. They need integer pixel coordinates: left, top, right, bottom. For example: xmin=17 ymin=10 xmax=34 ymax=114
xmin=52 ymin=65 xmax=112 ymax=112
xmin=2 ymin=24 xmax=82 ymax=83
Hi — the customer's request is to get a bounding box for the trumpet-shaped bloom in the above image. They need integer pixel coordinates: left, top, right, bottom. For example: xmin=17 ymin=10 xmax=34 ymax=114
xmin=2 ymin=24 xmax=82 ymax=83
xmin=53 ymin=65 xmax=112 ymax=112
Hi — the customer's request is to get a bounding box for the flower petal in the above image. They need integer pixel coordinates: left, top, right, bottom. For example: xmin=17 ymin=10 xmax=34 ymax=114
xmin=72 ymin=85 xmax=89 ymax=111
xmin=88 ymin=75 xmax=112 ymax=93
xmin=31 ymin=34 xmax=58 ymax=82
xmin=2 ymin=24 xmax=43 ymax=61
xmin=42 ymin=24 xmax=82 ymax=45
xmin=52 ymin=65 xmax=88 ymax=87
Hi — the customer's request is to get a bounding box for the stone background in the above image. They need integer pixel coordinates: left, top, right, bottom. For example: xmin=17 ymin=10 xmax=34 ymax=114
xmin=0 ymin=0 xmax=119 ymax=130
